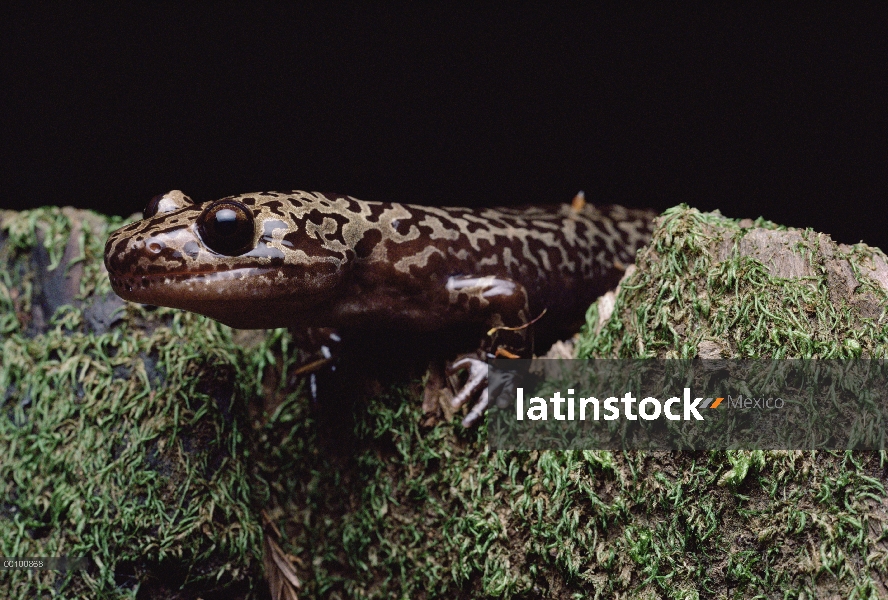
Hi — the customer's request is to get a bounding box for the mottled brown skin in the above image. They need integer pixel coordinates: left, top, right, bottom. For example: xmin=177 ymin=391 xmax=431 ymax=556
xmin=105 ymin=190 xmax=656 ymax=424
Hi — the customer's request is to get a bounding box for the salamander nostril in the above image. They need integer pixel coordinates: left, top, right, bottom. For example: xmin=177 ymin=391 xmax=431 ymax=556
xmin=146 ymin=238 xmax=165 ymax=254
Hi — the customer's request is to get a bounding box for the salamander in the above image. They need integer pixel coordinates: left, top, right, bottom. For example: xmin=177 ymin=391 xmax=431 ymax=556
xmin=104 ymin=190 xmax=656 ymax=425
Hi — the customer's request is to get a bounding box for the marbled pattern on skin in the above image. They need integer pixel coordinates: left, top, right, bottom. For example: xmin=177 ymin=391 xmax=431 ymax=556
xmin=105 ymin=190 xmax=656 ymax=423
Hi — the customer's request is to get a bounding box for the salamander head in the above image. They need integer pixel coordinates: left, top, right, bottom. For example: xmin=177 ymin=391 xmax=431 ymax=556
xmin=104 ymin=190 xmax=355 ymax=328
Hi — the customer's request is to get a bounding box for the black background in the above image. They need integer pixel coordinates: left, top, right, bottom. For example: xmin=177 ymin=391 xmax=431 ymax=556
xmin=3 ymin=5 xmax=887 ymax=249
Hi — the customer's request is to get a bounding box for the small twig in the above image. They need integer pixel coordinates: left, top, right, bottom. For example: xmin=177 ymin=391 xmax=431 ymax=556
xmin=291 ymin=357 xmax=333 ymax=376
xmin=487 ymin=308 xmax=547 ymax=336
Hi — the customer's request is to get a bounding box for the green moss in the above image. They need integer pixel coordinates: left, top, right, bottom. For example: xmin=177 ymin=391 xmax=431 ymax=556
xmin=3 ymin=204 xmax=888 ymax=599
xmin=1 ymin=209 xmax=262 ymax=598
xmin=562 ymin=205 xmax=888 ymax=598
xmin=577 ymin=205 xmax=888 ymax=360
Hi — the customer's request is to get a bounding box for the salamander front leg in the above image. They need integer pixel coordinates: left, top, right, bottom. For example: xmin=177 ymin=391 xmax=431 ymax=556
xmin=448 ymin=357 xmax=489 ymax=426
xmin=443 ymin=275 xmax=533 ymax=426
xmin=448 ymin=356 xmax=523 ymax=427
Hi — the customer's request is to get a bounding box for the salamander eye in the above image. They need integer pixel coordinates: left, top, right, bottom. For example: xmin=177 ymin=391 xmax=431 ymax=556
xmin=144 ymin=191 xmax=195 ymax=218
xmin=196 ymin=200 xmax=255 ymax=256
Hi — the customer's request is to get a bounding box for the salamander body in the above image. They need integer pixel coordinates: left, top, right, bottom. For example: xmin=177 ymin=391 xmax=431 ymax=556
xmin=104 ymin=190 xmax=656 ymax=423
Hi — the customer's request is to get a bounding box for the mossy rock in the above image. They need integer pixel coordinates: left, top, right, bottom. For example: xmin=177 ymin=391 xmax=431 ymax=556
xmin=0 ymin=208 xmax=263 ymax=598
xmin=579 ymin=205 xmax=888 ymax=360
xmin=1 ymin=205 xmax=887 ymax=599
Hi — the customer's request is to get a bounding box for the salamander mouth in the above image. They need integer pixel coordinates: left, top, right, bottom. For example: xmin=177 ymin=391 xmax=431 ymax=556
xmin=106 ymin=262 xmax=337 ymax=313
xmin=107 ymin=267 xmax=261 ymax=297
xmin=106 ymin=262 xmax=337 ymax=330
